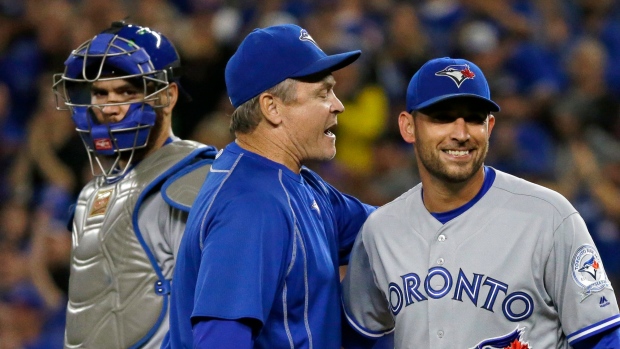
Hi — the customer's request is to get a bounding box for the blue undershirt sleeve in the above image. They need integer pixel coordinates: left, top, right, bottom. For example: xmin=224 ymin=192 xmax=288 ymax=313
xmin=193 ymin=318 xmax=253 ymax=349
xmin=341 ymin=315 xmax=378 ymax=349
xmin=341 ymin=304 xmax=395 ymax=349
xmin=66 ymin=202 xmax=77 ymax=232
xmin=572 ymin=326 xmax=620 ymax=349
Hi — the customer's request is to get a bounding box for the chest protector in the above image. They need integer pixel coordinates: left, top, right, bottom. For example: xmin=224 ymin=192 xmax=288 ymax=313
xmin=65 ymin=140 xmax=216 ymax=349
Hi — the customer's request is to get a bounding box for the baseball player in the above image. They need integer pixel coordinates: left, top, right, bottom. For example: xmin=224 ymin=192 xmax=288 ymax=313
xmin=163 ymin=24 xmax=385 ymax=349
xmin=341 ymin=57 xmax=620 ymax=348
xmin=52 ymin=22 xmax=218 ymax=348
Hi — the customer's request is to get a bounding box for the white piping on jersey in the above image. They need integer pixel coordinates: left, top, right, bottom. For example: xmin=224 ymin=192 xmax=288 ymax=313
xmin=199 ymin=154 xmax=242 ymax=250
xmin=299 ymin=227 xmax=313 ymax=349
xmin=286 ymin=216 xmax=298 ymax=276
xmin=279 ymin=169 xmax=313 ymax=349
xmin=282 ymin=172 xmax=297 ymax=348
xmin=208 ymin=167 xmax=229 ymax=173
xmin=282 ymin=281 xmax=295 ymax=348
xmin=567 ymin=314 xmax=620 ymax=344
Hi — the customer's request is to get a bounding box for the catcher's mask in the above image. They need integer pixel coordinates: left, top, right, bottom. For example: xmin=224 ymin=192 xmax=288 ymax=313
xmin=53 ymin=21 xmax=182 ymax=182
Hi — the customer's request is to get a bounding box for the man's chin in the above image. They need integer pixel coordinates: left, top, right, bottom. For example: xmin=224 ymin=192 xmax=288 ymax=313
xmin=320 ymin=150 xmax=337 ymax=162
xmin=440 ymin=165 xmax=480 ymax=183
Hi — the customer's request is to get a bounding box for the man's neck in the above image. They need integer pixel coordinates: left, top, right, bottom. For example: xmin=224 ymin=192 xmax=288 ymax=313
xmin=118 ymin=129 xmax=172 ymax=169
xmin=235 ymin=130 xmax=302 ymax=174
xmin=420 ymin=167 xmax=485 ymax=213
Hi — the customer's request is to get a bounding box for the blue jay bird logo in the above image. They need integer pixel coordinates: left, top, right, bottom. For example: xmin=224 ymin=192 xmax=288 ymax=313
xmin=435 ymin=64 xmax=476 ymax=87
xmin=578 ymin=256 xmax=600 ymax=280
xmin=470 ymin=327 xmax=530 ymax=349
xmin=299 ymin=29 xmax=320 ymax=49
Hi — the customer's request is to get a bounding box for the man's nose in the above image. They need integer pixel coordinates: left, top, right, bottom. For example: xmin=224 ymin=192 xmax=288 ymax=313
xmin=450 ymin=118 xmax=470 ymax=142
xmin=100 ymin=103 xmax=123 ymax=123
xmin=331 ymin=94 xmax=345 ymax=115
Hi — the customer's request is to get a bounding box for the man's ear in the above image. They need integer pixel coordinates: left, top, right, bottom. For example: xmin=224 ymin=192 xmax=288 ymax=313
xmin=398 ymin=111 xmax=415 ymax=144
xmin=259 ymin=93 xmax=282 ymax=126
xmin=487 ymin=113 xmax=496 ymax=137
xmin=162 ymin=82 xmax=179 ymax=115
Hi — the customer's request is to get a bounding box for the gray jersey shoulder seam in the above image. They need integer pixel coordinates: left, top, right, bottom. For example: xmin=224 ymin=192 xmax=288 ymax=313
xmin=491 ymin=183 xmax=577 ymax=220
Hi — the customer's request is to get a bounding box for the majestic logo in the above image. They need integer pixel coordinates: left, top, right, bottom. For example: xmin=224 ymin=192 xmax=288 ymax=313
xmin=469 ymin=327 xmax=530 ymax=349
xmin=435 ymin=64 xmax=476 ymax=87
xmin=299 ymin=29 xmax=321 ymax=50
xmin=94 ymin=138 xmax=113 ymax=151
xmin=89 ymin=189 xmax=113 ymax=217
xmin=311 ymin=200 xmax=321 ymax=215
xmin=600 ymin=296 xmax=610 ymax=307
xmin=571 ymin=245 xmax=613 ymax=301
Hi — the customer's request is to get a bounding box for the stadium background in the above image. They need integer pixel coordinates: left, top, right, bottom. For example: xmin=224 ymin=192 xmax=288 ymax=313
xmin=0 ymin=0 xmax=619 ymax=347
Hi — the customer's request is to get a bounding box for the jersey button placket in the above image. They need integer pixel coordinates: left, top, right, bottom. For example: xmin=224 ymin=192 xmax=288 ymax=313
xmin=429 ymin=229 xmax=450 ymax=348
xmin=437 ymin=235 xmax=446 ymax=265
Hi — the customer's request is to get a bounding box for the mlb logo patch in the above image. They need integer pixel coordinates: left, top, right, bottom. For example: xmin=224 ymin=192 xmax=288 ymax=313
xmin=435 ymin=64 xmax=476 ymax=87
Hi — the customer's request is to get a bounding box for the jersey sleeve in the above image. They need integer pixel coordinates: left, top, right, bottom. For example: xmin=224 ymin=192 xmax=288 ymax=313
xmin=342 ymin=227 xmax=394 ymax=338
xmin=191 ymin=192 xmax=291 ymax=326
xmin=544 ymin=212 xmax=620 ymax=345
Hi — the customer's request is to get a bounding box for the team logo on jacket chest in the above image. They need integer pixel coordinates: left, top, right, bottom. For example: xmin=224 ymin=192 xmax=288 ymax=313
xmin=387 ymin=267 xmax=534 ymax=322
xmin=572 ymin=244 xmax=612 ymax=301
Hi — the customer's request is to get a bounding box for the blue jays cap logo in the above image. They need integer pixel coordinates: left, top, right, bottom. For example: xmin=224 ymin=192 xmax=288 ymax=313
xmin=469 ymin=327 xmax=530 ymax=349
xmin=572 ymin=244 xmax=612 ymax=301
xmin=435 ymin=64 xmax=476 ymax=87
xmin=135 ymin=27 xmax=162 ymax=46
xmin=299 ymin=29 xmax=321 ymax=50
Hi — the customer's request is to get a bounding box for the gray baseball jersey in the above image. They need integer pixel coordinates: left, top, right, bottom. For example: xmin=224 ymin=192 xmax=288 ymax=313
xmin=342 ymin=167 xmax=620 ymax=348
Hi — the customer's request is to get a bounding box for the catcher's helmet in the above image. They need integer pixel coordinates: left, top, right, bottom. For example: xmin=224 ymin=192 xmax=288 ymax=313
xmin=53 ymin=21 xmax=182 ymax=181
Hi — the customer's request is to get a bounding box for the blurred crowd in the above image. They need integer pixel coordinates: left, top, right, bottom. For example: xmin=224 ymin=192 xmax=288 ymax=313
xmin=1 ymin=0 xmax=620 ymax=348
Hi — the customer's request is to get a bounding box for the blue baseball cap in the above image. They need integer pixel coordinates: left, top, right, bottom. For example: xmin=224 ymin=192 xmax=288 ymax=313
xmin=225 ymin=24 xmax=361 ymax=108
xmin=406 ymin=57 xmax=500 ymax=112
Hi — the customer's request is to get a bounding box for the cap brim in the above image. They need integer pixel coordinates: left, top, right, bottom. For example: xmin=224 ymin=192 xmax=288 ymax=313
xmin=291 ymin=50 xmax=361 ymax=78
xmin=414 ymin=93 xmax=500 ymax=112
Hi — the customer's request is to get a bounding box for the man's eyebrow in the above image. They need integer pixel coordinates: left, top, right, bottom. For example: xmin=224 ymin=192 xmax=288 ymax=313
xmin=316 ymin=77 xmax=335 ymax=93
xmin=90 ymin=85 xmax=107 ymax=94
xmin=91 ymin=81 xmax=138 ymax=93
xmin=323 ymin=76 xmax=336 ymax=88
